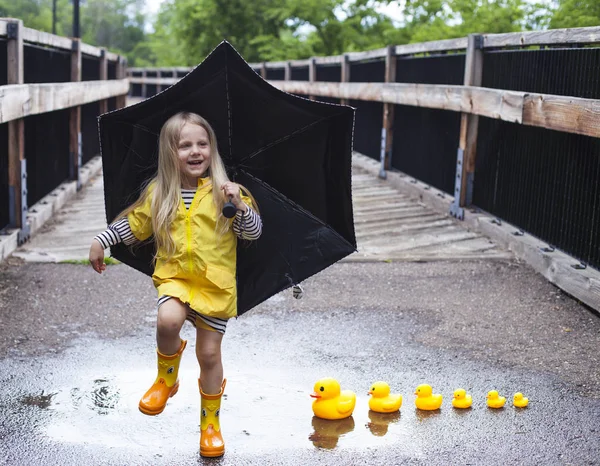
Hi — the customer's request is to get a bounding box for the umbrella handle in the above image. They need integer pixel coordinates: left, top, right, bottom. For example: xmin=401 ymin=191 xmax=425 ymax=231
xmin=222 ymin=195 xmax=237 ymax=218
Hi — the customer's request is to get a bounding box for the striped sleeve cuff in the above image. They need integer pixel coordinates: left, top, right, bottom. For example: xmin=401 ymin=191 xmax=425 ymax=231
xmin=93 ymin=217 xmax=138 ymax=249
xmin=232 ymin=205 xmax=262 ymax=240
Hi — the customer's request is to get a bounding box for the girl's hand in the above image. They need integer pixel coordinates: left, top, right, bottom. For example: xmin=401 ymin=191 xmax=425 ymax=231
xmin=89 ymin=240 xmax=106 ymax=274
xmin=221 ymin=182 xmax=248 ymax=213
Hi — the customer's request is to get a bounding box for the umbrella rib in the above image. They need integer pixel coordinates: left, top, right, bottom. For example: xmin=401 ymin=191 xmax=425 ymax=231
xmin=237 ymin=114 xmax=338 ymax=165
xmin=225 ymin=48 xmax=233 ymax=160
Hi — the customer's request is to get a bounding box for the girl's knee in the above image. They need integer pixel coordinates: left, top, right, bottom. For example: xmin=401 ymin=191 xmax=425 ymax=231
xmin=196 ymin=344 xmax=222 ymax=368
xmin=157 ymin=300 xmax=186 ymax=336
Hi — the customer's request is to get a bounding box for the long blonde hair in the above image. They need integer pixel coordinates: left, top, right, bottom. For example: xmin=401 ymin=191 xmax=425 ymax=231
xmin=115 ymin=111 xmax=258 ymax=259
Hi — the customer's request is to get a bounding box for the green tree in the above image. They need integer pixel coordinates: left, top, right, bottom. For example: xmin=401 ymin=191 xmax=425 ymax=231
xmin=550 ymin=0 xmax=600 ymax=28
xmin=0 ymin=0 xmax=72 ymax=36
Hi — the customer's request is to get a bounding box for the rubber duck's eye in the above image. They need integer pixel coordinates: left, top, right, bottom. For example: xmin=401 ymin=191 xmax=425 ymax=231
xmin=202 ymin=408 xmax=207 ymax=417
xmin=371 ymin=387 xmax=375 ymax=391
xmin=215 ymin=408 xmax=220 ymax=417
xmin=319 ymin=386 xmax=324 ymax=392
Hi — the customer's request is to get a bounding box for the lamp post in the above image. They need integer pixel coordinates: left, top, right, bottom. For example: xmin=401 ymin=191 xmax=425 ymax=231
xmin=73 ymin=0 xmax=80 ymax=38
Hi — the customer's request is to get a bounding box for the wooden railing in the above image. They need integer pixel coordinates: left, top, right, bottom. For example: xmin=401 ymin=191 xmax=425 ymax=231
xmin=1 ymin=18 xmax=128 ymax=245
xmin=128 ymin=27 xmax=600 ymax=208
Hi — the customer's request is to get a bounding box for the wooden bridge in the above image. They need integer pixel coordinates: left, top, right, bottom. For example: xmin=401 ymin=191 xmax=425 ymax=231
xmin=1 ymin=18 xmax=600 ymax=312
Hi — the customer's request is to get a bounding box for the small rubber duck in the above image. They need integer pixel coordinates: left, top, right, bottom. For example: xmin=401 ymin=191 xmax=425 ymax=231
xmin=414 ymin=384 xmax=442 ymax=410
xmin=310 ymin=378 xmax=356 ymax=420
xmin=513 ymin=392 xmax=529 ymax=408
xmin=451 ymin=388 xmax=472 ymax=409
xmin=368 ymin=381 xmax=402 ymax=413
xmin=486 ymin=390 xmax=506 ymax=408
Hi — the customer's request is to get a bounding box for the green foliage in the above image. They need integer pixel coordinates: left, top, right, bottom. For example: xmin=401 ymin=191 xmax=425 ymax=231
xmin=550 ymin=0 xmax=600 ymax=28
xmin=3 ymin=0 xmax=597 ymax=68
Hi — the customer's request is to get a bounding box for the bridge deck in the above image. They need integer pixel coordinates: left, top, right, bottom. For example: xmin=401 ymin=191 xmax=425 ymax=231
xmin=12 ymin=163 xmax=510 ymax=263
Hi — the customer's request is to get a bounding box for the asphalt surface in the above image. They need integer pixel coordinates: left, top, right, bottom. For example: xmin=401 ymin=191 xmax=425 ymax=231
xmin=1 ymin=258 xmax=599 ymax=465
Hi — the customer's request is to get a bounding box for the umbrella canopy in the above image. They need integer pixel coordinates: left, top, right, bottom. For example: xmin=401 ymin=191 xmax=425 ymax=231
xmin=99 ymin=41 xmax=356 ymax=315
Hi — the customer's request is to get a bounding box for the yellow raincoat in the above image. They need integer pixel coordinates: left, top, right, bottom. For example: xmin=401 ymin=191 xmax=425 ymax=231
xmin=127 ymin=177 xmax=253 ymax=319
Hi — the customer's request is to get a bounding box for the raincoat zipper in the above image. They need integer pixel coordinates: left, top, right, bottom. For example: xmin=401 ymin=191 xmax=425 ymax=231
xmin=186 ymin=194 xmax=196 ymax=302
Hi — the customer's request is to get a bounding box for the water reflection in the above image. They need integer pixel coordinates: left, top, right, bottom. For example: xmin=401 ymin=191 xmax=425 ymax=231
xmin=308 ymin=416 xmax=355 ymax=449
xmin=69 ymin=378 xmax=120 ymax=415
xmin=415 ymin=408 xmax=441 ymax=422
xmin=366 ymin=410 xmax=400 ymax=436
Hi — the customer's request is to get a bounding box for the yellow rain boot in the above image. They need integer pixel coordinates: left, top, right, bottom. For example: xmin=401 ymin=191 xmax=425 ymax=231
xmin=199 ymin=379 xmax=226 ymax=457
xmin=139 ymin=339 xmax=187 ymax=415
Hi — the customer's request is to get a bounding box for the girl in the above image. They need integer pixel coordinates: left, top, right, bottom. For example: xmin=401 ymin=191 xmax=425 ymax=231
xmin=89 ymin=112 xmax=262 ymax=458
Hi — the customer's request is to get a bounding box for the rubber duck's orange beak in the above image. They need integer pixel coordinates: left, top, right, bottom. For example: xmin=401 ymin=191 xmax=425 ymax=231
xmin=310 ymin=392 xmax=321 ymax=399
xmin=368 ymin=390 xmax=373 ymax=395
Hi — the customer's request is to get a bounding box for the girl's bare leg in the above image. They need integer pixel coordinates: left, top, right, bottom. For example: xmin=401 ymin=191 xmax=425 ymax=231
xmin=196 ymin=327 xmax=224 ymax=393
xmin=156 ymin=298 xmax=187 ymax=355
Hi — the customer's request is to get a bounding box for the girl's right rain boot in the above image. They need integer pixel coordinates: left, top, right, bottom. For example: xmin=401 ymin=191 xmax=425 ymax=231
xmin=138 ymin=339 xmax=187 ymax=415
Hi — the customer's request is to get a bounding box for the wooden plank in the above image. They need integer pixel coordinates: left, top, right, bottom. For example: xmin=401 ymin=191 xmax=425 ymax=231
xmin=523 ymin=94 xmax=600 ymax=139
xmin=346 ymin=47 xmax=388 ymax=62
xmin=7 ymin=19 xmax=24 ymax=229
xmin=484 ymin=26 xmax=600 ymax=48
xmin=128 ymin=76 xmax=178 ymax=85
xmin=271 ymin=81 xmax=524 ymax=123
xmin=0 ymin=80 xmax=129 ymax=123
xmin=80 ymin=42 xmax=102 ymax=57
xmin=0 ymin=19 xmax=7 ymax=37
xmin=395 ymin=37 xmax=468 ymax=56
xmin=22 ymin=26 xmax=72 ymax=50
xmin=105 ymin=51 xmax=119 ymax=62
xmin=458 ymin=34 xmax=483 ymax=209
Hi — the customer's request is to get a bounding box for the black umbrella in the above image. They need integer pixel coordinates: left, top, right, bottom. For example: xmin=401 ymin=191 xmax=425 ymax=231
xmin=99 ymin=41 xmax=356 ymax=315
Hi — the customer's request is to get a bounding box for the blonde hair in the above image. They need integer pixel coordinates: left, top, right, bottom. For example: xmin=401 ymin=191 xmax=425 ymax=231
xmin=115 ymin=111 xmax=258 ymax=259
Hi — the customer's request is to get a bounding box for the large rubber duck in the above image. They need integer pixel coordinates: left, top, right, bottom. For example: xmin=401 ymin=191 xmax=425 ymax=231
xmin=310 ymin=378 xmax=356 ymax=420
xmin=452 ymin=388 xmax=472 ymax=409
xmin=513 ymin=392 xmax=529 ymax=408
xmin=368 ymin=381 xmax=402 ymax=413
xmin=486 ymin=390 xmax=506 ymax=408
xmin=414 ymin=384 xmax=442 ymax=410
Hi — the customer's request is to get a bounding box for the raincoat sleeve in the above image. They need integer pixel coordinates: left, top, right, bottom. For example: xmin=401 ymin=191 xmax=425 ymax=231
xmin=127 ymin=188 xmax=154 ymax=242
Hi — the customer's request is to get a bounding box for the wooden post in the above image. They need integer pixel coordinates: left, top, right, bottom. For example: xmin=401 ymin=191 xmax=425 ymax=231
xmin=116 ymin=56 xmax=127 ymax=108
xmin=99 ymin=48 xmax=108 ymax=115
xmin=7 ymin=19 xmax=27 ymax=239
xmin=379 ymin=45 xmax=397 ymax=179
xmin=260 ymin=62 xmax=267 ymax=80
xmin=340 ymin=54 xmax=350 ymax=106
xmin=309 ymin=57 xmax=316 ymax=100
xmin=284 ymin=61 xmax=291 ymax=81
xmin=70 ymin=38 xmax=82 ymax=189
xmin=450 ymin=34 xmax=483 ymax=220
xmin=141 ymin=69 xmax=147 ymax=98
xmin=157 ymin=68 xmax=162 ymax=94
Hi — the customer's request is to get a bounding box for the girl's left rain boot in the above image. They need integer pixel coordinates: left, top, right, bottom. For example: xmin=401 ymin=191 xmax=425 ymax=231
xmin=139 ymin=339 xmax=187 ymax=415
xmin=199 ymin=379 xmax=226 ymax=457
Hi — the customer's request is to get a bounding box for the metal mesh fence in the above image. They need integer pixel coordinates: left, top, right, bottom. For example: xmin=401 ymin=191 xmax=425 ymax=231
xmin=475 ymin=47 xmax=600 ymax=268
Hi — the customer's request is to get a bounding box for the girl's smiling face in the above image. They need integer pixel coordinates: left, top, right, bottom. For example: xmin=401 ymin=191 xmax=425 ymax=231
xmin=178 ymin=123 xmax=212 ymax=188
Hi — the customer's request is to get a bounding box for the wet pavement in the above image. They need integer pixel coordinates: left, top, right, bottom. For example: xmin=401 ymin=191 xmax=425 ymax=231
xmin=1 ymin=260 xmax=599 ymax=465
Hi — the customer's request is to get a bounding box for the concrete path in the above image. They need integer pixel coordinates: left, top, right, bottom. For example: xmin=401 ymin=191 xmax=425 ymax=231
xmin=12 ymin=161 xmax=511 ymax=263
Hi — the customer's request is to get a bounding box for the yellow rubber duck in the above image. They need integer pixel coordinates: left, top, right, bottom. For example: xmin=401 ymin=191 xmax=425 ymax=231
xmin=368 ymin=381 xmax=402 ymax=413
xmin=486 ymin=390 xmax=506 ymax=408
xmin=513 ymin=392 xmax=529 ymax=408
xmin=414 ymin=384 xmax=442 ymax=410
xmin=451 ymin=388 xmax=472 ymax=409
xmin=310 ymin=378 xmax=356 ymax=420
